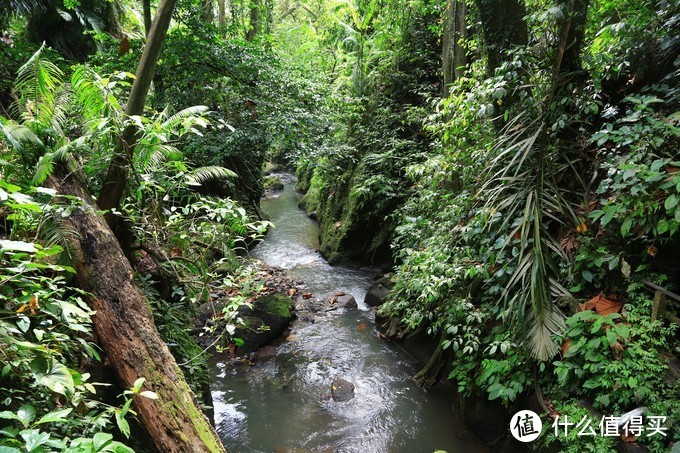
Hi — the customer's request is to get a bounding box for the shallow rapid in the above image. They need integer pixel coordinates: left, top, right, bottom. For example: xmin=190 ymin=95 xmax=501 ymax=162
xmin=209 ymin=173 xmax=480 ymax=452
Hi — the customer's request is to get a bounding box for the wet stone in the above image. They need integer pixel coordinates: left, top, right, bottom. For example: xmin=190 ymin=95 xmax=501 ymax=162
xmin=325 ymin=293 xmax=357 ymax=311
xmin=330 ymin=378 xmax=355 ymax=402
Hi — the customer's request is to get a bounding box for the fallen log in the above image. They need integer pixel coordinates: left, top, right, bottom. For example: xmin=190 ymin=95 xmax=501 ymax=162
xmin=47 ymin=170 xmax=225 ymax=453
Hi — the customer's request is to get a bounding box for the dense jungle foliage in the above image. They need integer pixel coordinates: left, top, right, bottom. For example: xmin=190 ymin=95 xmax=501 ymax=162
xmin=0 ymin=0 xmax=679 ymax=450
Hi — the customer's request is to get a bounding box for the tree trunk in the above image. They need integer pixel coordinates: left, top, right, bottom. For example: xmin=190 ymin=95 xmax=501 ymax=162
xmin=475 ymin=0 xmax=527 ymax=74
xmin=553 ymin=0 xmax=590 ymax=89
xmin=413 ymin=331 xmax=448 ymax=388
xmin=47 ymin=169 xmax=225 ymax=453
xmin=441 ymin=0 xmax=467 ymax=94
xmin=105 ymin=0 xmax=124 ymax=36
xmin=98 ymin=0 xmax=178 ymax=215
xmin=142 ymin=0 xmax=152 ymax=36
xmin=218 ymin=0 xmax=225 ymax=29
xmin=246 ymin=0 xmax=260 ymax=41
xmin=203 ymin=0 xmax=214 ymax=24
xmin=231 ymin=2 xmax=240 ymax=32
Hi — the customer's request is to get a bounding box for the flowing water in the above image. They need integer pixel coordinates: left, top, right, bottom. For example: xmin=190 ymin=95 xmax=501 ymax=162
xmin=209 ymin=173 xmax=482 ymax=452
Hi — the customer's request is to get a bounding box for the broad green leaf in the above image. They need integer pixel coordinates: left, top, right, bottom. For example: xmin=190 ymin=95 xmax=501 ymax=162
xmin=0 ymin=411 xmax=20 ymax=422
xmin=35 ymin=187 xmax=56 ymax=196
xmin=606 ymin=329 xmax=618 ymax=347
xmin=20 ymin=429 xmax=50 ymax=452
xmin=616 ymin=324 xmax=630 ymax=339
xmin=30 ymin=356 xmax=75 ymax=396
xmin=11 ymin=340 xmax=49 ymax=352
xmin=582 ymin=270 xmax=594 ymax=283
xmin=17 ymin=405 xmax=35 ymax=427
xmin=115 ymin=411 xmax=130 ymax=439
xmin=139 ymin=390 xmax=158 ymax=400
xmin=0 ymin=240 xmax=37 ymax=253
xmin=105 ymin=442 xmax=135 ymax=453
xmin=131 ymin=377 xmax=145 ymax=393
xmin=620 ymin=217 xmax=633 ymax=237
xmin=36 ymin=408 xmax=72 ymax=425
xmin=0 ymin=446 xmax=22 ymax=453
xmin=602 ymin=205 xmax=620 ymax=226
xmin=665 ymin=194 xmax=678 ymax=211
xmin=92 ymin=432 xmax=113 ymax=451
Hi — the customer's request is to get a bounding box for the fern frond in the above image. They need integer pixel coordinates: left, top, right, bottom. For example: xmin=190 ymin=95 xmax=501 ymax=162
xmin=136 ymin=143 xmax=183 ymax=173
xmin=14 ymin=43 xmax=65 ymax=130
xmin=36 ymin=211 xmax=81 ymax=258
xmin=526 ymin=308 xmax=565 ymax=361
xmin=161 ymin=105 xmax=209 ymax=131
xmin=0 ymin=119 xmax=43 ymax=150
xmin=184 ymin=166 xmax=236 ymax=186
xmin=72 ymin=66 xmax=107 ymax=121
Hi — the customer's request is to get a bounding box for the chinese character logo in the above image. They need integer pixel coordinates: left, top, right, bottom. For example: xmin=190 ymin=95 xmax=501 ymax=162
xmin=510 ymin=410 xmax=543 ymax=442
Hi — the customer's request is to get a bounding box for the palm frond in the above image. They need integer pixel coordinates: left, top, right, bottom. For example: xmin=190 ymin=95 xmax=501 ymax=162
xmin=483 ymin=113 xmax=579 ymax=361
xmin=160 ymin=105 xmax=209 ymax=131
xmin=526 ymin=307 xmax=565 ymax=360
xmin=33 ymin=152 xmax=56 ymax=185
xmin=184 ymin=166 xmax=236 ymax=186
xmin=13 ymin=43 xmax=65 ymax=131
xmin=135 ymin=143 xmax=183 ymax=173
xmin=36 ymin=211 xmax=81 ymax=258
xmin=73 ymin=6 xmax=104 ymax=34
xmin=0 ymin=118 xmax=43 ymax=150
xmin=72 ymin=66 xmax=103 ymax=119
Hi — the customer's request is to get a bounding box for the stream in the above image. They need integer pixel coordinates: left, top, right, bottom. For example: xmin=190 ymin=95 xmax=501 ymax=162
xmin=209 ymin=173 xmax=481 ymax=452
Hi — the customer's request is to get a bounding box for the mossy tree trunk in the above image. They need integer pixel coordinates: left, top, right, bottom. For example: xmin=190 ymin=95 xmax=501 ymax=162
xmin=413 ymin=331 xmax=448 ymax=387
xmin=46 ymin=169 xmax=226 ymax=453
xmin=441 ymin=0 xmax=467 ymax=93
xmin=246 ymin=0 xmax=260 ymax=42
xmin=474 ymin=0 xmax=528 ymax=74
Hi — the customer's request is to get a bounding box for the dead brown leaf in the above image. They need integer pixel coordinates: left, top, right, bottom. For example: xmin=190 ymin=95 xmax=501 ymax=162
xmin=580 ymin=293 xmax=624 ymax=316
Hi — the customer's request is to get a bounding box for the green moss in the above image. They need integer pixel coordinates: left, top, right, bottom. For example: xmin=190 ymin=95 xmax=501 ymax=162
xmin=299 ymin=172 xmax=322 ymax=212
xmin=254 ymin=294 xmax=292 ymax=319
xmin=141 ymin=357 xmax=224 ymax=452
xmin=265 ymin=161 xmax=284 ymax=174
xmin=264 ymin=175 xmax=284 ymax=192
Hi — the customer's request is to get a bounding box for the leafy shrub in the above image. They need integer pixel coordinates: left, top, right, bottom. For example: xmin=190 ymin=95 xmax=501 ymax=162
xmin=0 ymin=184 xmax=137 ymax=451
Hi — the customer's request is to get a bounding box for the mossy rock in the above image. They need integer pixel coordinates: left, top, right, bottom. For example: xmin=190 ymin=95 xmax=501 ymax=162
xmin=298 ymin=179 xmax=321 ymax=213
xmin=264 ymin=161 xmax=284 ymax=174
xmin=264 ymin=175 xmax=284 ymax=192
xmin=254 ymin=293 xmax=293 ymax=320
xmin=235 ymin=294 xmax=294 ymax=353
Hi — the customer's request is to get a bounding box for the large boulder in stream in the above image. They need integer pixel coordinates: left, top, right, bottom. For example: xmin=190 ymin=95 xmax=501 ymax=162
xmin=365 ymin=276 xmax=393 ymax=307
xmin=264 ymin=175 xmax=284 ymax=193
xmin=295 ymin=292 xmax=357 ymax=315
xmin=330 ymin=378 xmax=355 ymax=402
xmin=326 ymin=293 xmax=357 ymax=311
xmin=234 ymin=294 xmax=295 ymax=353
xmin=463 ymin=395 xmax=507 ymax=445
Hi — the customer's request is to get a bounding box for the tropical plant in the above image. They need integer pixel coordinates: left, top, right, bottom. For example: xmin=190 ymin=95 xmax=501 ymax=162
xmin=0 ymin=183 xmax=144 ymax=451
